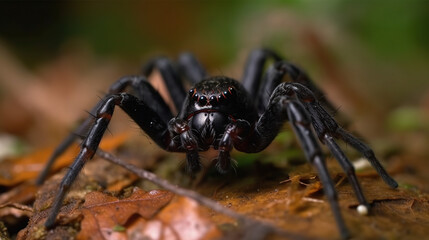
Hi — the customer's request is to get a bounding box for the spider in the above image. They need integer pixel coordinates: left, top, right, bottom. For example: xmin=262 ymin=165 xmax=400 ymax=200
xmin=37 ymin=49 xmax=398 ymax=239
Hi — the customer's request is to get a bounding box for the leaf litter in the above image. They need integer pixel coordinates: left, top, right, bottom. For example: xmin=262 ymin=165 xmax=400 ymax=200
xmin=3 ymin=139 xmax=428 ymax=239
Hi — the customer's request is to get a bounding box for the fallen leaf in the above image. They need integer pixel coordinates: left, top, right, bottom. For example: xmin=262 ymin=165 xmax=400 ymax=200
xmin=124 ymin=196 xmax=222 ymax=240
xmin=77 ymin=187 xmax=174 ymax=240
xmin=155 ymin=196 xmax=222 ymax=240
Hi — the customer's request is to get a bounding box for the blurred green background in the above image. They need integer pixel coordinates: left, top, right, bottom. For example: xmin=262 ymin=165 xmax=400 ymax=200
xmin=1 ymin=1 xmax=428 ymax=63
xmin=0 ymin=0 xmax=428 ymax=143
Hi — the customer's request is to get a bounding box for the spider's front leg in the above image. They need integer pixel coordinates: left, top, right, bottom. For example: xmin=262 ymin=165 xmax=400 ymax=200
xmin=215 ymin=119 xmax=252 ymax=173
xmin=168 ymin=118 xmax=202 ymax=173
xmin=44 ymin=93 xmax=179 ymax=229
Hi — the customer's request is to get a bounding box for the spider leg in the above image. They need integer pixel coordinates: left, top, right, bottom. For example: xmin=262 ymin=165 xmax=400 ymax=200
xmin=287 ymin=100 xmax=349 ymax=239
xmin=35 ymin=115 xmax=93 ymax=185
xmin=335 ymin=128 xmax=398 ymax=188
xmin=109 ymin=76 xmax=173 ymax=122
xmin=216 ymin=119 xmax=252 ymax=173
xmin=143 ymin=53 xmax=207 ymax=86
xmin=284 ymin=82 xmax=398 ymax=189
xmin=323 ymin=134 xmax=369 ymax=207
xmin=142 ymin=57 xmax=187 ymax=111
xmin=242 ymin=48 xmax=283 ymax=97
xmin=168 ymin=118 xmax=201 ymax=173
xmin=177 ymin=52 xmax=207 ymax=85
xmin=45 ymin=92 xmax=183 ymax=228
xmin=257 ymin=60 xmax=335 ymax=114
xmin=36 ymin=76 xmax=173 ymax=185
xmin=216 ymin=124 xmax=234 ymax=173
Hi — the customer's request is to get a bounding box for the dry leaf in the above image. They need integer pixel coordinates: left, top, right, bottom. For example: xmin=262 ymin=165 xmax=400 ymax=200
xmin=77 ymin=188 xmax=174 ymax=240
xmin=123 ymin=196 xmax=222 ymax=240
xmin=155 ymin=196 xmax=222 ymax=240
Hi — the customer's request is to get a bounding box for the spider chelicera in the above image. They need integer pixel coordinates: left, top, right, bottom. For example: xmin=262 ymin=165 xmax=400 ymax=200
xmin=37 ymin=49 xmax=398 ymax=239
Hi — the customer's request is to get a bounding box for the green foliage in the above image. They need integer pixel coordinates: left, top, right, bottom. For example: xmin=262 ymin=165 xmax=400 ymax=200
xmin=335 ymin=0 xmax=429 ymax=59
xmin=387 ymin=107 xmax=427 ymax=132
xmin=1 ymin=1 xmax=427 ymax=64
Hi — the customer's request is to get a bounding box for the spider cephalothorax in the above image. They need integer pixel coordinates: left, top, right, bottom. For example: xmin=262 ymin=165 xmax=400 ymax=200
xmin=183 ymin=77 xmax=257 ymax=150
xmin=185 ymin=77 xmax=255 ymax=116
xmin=37 ymin=49 xmax=398 ymax=239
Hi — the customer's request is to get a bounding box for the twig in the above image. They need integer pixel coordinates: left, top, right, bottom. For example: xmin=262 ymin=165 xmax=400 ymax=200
xmin=96 ymin=149 xmax=314 ymax=240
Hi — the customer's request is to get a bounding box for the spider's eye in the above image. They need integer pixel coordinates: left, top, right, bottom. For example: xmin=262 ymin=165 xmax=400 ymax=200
xmin=198 ymin=95 xmax=208 ymax=106
xmin=192 ymin=93 xmax=199 ymax=101
xmin=189 ymin=88 xmax=198 ymax=100
xmin=219 ymin=86 xmax=236 ymax=101
xmin=209 ymin=95 xmax=218 ymax=106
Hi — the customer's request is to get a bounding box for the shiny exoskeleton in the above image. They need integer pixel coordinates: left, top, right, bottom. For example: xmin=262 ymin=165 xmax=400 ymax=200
xmin=37 ymin=49 xmax=398 ymax=239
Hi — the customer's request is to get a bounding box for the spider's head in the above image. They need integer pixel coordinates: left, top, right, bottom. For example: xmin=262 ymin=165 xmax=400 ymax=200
xmin=179 ymin=76 xmax=257 ymax=122
xmin=186 ymin=76 xmax=242 ymax=113
xmin=178 ymin=76 xmax=257 ymax=149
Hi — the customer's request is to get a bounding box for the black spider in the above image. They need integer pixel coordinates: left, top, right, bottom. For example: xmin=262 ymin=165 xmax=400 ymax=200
xmin=37 ymin=49 xmax=398 ymax=239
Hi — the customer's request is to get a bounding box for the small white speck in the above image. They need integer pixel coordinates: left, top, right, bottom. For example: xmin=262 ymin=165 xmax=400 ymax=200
xmin=149 ymin=190 xmax=161 ymax=195
xmin=353 ymin=158 xmax=372 ymax=171
xmin=357 ymin=204 xmax=368 ymax=215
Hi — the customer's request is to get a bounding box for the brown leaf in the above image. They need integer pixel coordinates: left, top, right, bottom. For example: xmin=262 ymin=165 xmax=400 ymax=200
xmin=124 ymin=196 xmax=222 ymax=240
xmin=77 ymin=188 xmax=174 ymax=240
xmin=155 ymin=196 xmax=222 ymax=240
